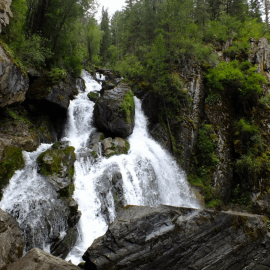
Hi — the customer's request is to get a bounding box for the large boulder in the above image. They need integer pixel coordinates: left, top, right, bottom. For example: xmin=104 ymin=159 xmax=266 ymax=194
xmin=0 ymin=208 xmax=24 ymax=270
xmin=37 ymin=141 xmax=76 ymax=192
xmin=7 ymin=248 xmax=80 ymax=270
xmin=0 ymin=44 xmax=29 ymax=107
xmin=83 ymin=205 xmax=270 ymax=270
xmin=94 ymin=83 xmax=135 ymax=138
xmin=26 ymin=73 xmax=78 ymax=116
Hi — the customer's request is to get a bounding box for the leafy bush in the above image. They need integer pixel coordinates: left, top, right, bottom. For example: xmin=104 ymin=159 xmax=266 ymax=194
xmin=18 ymin=34 xmax=53 ymax=67
xmin=206 ymin=60 xmax=267 ymax=99
xmin=48 ymin=68 xmax=67 ymax=84
xmin=115 ymin=55 xmax=145 ymax=79
xmin=196 ymin=125 xmax=219 ymax=167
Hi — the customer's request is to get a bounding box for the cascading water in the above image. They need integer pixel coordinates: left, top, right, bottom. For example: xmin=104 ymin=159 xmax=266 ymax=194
xmin=0 ymin=70 xmax=200 ymax=265
xmin=64 ymin=71 xmax=201 ymax=264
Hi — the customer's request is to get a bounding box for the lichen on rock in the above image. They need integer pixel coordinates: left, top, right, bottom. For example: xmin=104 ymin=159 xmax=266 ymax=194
xmin=101 ymin=137 xmax=130 ymax=158
xmin=37 ymin=141 xmax=76 ymax=193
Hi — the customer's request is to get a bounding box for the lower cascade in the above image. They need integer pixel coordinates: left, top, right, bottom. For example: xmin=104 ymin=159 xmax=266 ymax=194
xmin=0 ymin=71 xmax=200 ymax=265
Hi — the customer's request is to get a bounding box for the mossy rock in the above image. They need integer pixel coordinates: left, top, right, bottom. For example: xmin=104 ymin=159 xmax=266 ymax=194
xmin=87 ymin=91 xmax=99 ymax=102
xmin=37 ymin=142 xmax=76 ymax=192
xmin=0 ymin=146 xmax=25 ymax=200
xmin=101 ymin=137 xmax=130 ymax=158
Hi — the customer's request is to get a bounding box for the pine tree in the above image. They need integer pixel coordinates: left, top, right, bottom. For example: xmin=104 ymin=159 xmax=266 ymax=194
xmin=100 ymin=7 xmax=111 ymax=66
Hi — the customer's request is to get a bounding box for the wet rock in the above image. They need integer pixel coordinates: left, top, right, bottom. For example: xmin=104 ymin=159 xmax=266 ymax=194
xmin=101 ymin=137 xmax=130 ymax=158
xmin=0 ymin=0 xmax=13 ymax=33
xmin=96 ymin=164 xmax=125 ymax=221
xmin=0 ymin=44 xmax=29 ymax=107
xmin=37 ymin=142 xmax=76 ymax=192
xmin=77 ymin=77 xmax=86 ymax=92
xmin=150 ymin=123 xmax=170 ymax=151
xmin=26 ymin=73 xmax=78 ymax=116
xmin=7 ymin=248 xmax=80 ymax=270
xmin=87 ymin=91 xmax=99 ymax=102
xmin=83 ymin=205 xmax=270 ymax=270
xmin=0 ymin=208 xmax=24 ymax=270
xmin=94 ymin=83 xmax=135 ymax=138
xmin=141 ymin=93 xmax=159 ymax=125
xmin=51 ymin=227 xmax=79 ymax=259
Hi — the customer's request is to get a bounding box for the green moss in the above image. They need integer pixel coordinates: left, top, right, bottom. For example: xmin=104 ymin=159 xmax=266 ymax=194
xmin=6 ymin=108 xmax=32 ymax=125
xmin=91 ymin=151 xmax=98 ymax=159
xmin=0 ymin=146 xmax=25 ymax=200
xmin=59 ymin=183 xmax=75 ymax=199
xmin=206 ymin=199 xmax=223 ymax=208
xmin=120 ymin=90 xmax=135 ymax=124
xmin=88 ymin=92 xmax=99 ymax=102
xmin=37 ymin=146 xmax=74 ymax=175
xmin=0 ymin=40 xmax=28 ymax=76
xmin=124 ymin=141 xmax=130 ymax=154
xmin=99 ymin=133 xmax=105 ymax=141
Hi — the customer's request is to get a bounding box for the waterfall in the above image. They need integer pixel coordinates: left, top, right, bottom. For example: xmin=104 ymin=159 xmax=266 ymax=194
xmin=0 ymin=70 xmax=200 ymax=265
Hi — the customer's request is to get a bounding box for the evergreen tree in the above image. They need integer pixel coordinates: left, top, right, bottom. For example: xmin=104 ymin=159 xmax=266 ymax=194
xmin=100 ymin=7 xmax=111 ymax=66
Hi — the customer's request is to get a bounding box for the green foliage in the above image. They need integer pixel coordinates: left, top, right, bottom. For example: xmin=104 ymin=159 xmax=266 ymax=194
xmin=0 ymin=146 xmax=25 ymax=200
xmin=120 ymin=91 xmax=135 ymax=124
xmin=188 ymin=124 xmax=220 ymax=206
xmin=115 ymin=55 xmax=145 ymax=78
xmin=48 ymin=68 xmax=67 ymax=84
xmin=18 ymin=34 xmax=53 ymax=67
xmin=196 ymin=125 xmax=219 ymax=167
xmin=231 ymin=184 xmax=251 ymax=205
xmin=206 ymin=60 xmax=266 ymax=98
xmin=234 ymin=119 xmax=268 ymax=178
xmin=259 ymin=93 xmax=270 ymax=108
xmin=205 ymin=93 xmax=221 ymax=105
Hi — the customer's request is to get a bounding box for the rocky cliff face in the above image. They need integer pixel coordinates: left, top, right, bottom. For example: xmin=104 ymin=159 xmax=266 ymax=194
xmin=0 ymin=208 xmax=24 ymax=270
xmin=0 ymin=44 xmax=29 ymax=107
xmin=0 ymin=0 xmax=12 ymax=33
xmin=83 ymin=205 xmax=270 ymax=270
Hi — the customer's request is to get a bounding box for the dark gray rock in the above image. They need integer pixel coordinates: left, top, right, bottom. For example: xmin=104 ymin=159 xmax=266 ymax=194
xmin=253 ymin=193 xmax=270 ymax=217
xmin=83 ymin=205 xmax=270 ymax=270
xmin=0 ymin=44 xmax=29 ymax=107
xmin=150 ymin=123 xmax=170 ymax=151
xmin=94 ymin=83 xmax=135 ymax=138
xmin=141 ymin=93 xmax=159 ymax=125
xmin=51 ymin=227 xmax=79 ymax=259
xmin=77 ymin=77 xmax=86 ymax=92
xmin=0 ymin=208 xmax=24 ymax=269
xmin=7 ymin=248 xmax=80 ymax=270
xmin=26 ymin=74 xmax=78 ymax=116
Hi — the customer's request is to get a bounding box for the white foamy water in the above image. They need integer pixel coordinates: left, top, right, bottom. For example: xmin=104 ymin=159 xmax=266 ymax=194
xmin=0 ymin=70 xmax=200 ymax=265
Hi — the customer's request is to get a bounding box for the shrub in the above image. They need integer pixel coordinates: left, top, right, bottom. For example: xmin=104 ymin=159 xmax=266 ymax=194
xmin=18 ymin=34 xmax=53 ymax=67
xmin=206 ymin=60 xmax=267 ymax=99
xmin=48 ymin=68 xmax=67 ymax=84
